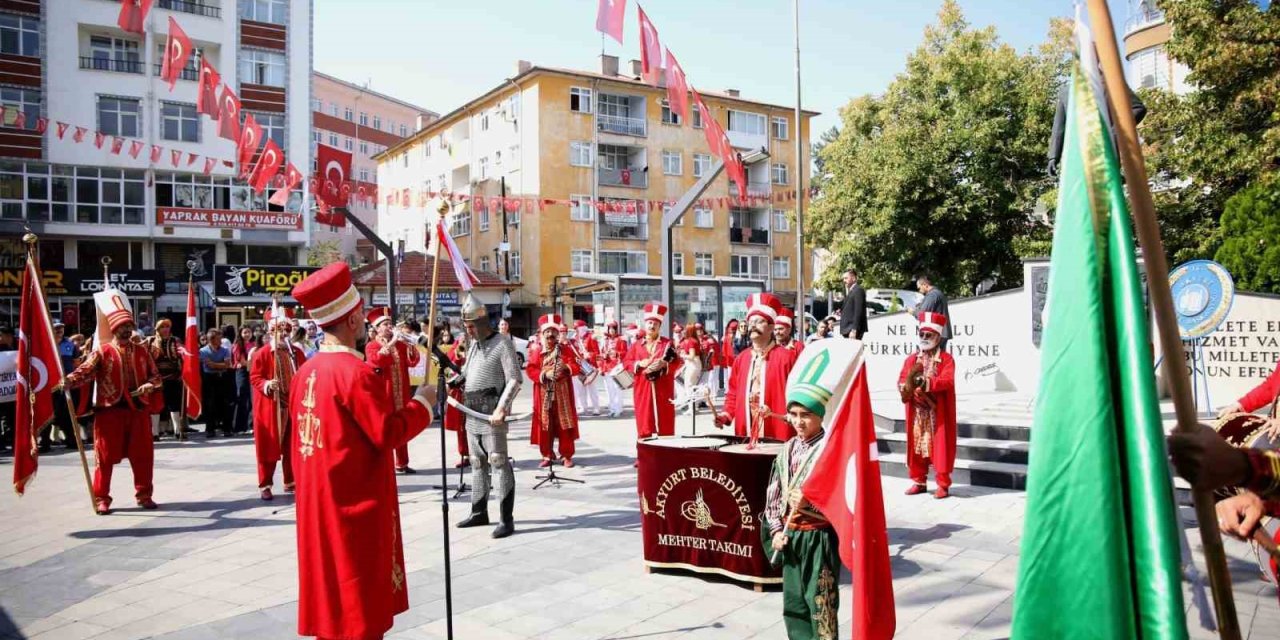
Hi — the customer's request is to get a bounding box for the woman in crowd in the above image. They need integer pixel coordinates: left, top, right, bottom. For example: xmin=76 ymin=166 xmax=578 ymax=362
xmin=230 ymin=325 xmax=255 ymax=435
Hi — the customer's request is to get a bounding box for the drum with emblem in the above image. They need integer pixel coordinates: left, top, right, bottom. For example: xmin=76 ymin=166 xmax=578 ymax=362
xmin=608 ymin=363 xmax=635 ymax=390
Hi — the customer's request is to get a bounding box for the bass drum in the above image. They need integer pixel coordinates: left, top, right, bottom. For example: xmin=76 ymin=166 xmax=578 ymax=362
xmin=1212 ymin=411 xmax=1280 ymax=584
xmin=608 ymin=363 xmax=635 ymax=390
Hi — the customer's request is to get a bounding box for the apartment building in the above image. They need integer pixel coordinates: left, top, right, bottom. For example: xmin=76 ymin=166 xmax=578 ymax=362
xmin=1123 ymin=0 xmax=1192 ymax=94
xmin=310 ymin=71 xmax=436 ymax=265
xmin=376 ymin=55 xmax=815 ymax=335
xmin=0 ymin=0 xmax=312 ymax=331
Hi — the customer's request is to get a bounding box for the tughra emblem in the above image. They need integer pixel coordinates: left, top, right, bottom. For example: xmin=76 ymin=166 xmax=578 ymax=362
xmin=680 ymin=489 xmax=726 ymax=531
xmin=296 ymin=371 xmax=323 ymax=459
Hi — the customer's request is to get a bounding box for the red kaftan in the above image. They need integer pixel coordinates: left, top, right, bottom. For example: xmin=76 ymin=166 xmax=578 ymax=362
xmin=525 ymin=342 xmax=581 ymax=457
xmin=899 ymin=350 xmax=957 ymax=489
xmin=366 ymin=338 xmax=422 ymax=468
xmin=723 ymin=345 xmax=799 ymax=441
xmin=1239 ymin=363 xmax=1280 ymax=414
xmin=623 ymin=336 xmax=677 ymax=438
xmin=249 ymin=342 xmax=305 ymax=489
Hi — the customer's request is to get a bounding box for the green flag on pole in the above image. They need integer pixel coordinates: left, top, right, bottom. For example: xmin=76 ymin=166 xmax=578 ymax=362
xmin=1011 ymin=64 xmax=1188 ymax=639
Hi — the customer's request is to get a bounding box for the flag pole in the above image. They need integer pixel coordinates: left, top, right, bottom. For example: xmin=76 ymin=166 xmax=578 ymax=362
xmin=1083 ymin=2 xmax=1240 ymax=637
xmin=23 ymin=233 xmax=95 ymax=512
xmin=426 ymin=197 xmax=453 ymax=640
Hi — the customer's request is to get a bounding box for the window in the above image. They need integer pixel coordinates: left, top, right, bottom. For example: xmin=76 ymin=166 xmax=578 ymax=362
xmin=361 ymin=141 xmax=370 ymax=155
xmin=343 ymin=137 xmax=354 ymax=151
xmin=727 ymin=110 xmax=766 ymax=136
xmin=1131 ymin=46 xmax=1171 ymax=90
xmin=157 ymin=172 xmax=299 ymax=214
xmin=243 ymin=0 xmax=287 ymax=24
xmin=311 ymin=98 xmax=321 ymax=111
xmin=400 ymin=124 xmax=408 ymax=137
xmin=311 ymin=130 xmax=321 ymax=143
xmin=479 ymin=256 xmax=491 ymax=272
xmin=662 ymin=151 xmax=682 ymax=176
xmin=570 ymin=87 xmax=592 ymax=113
xmin=359 ymin=168 xmax=369 ymax=182
xmin=98 ymin=96 xmax=141 ymax=137
xmin=1 ymin=88 xmax=40 ymax=129
xmin=771 ymin=117 xmax=789 ymax=140
xmin=359 ymin=112 xmax=368 ymax=126
xmin=510 ymin=145 xmax=520 ymax=167
xmin=328 ymin=132 xmax=338 ymax=146
xmin=494 ymin=150 xmax=502 ymax=167
xmin=254 ymin=112 xmax=285 ymax=147
xmin=772 ymin=163 xmax=789 ymax=185
xmin=342 ymin=107 xmax=352 ymax=122
xmin=730 ymin=254 xmax=768 ymax=279
xmin=693 ymin=153 xmax=712 ymax=178
xmin=450 ymin=207 xmax=471 ymax=237
xmin=695 ymin=253 xmax=714 ymax=276
xmin=385 ymin=119 xmax=394 ymax=133
xmin=478 ymin=200 xmax=490 ymax=231
xmin=508 ymin=201 xmax=520 ymax=226
xmin=0 ymin=15 xmax=39 ymax=57
xmin=373 ymin=115 xmax=382 ymax=130
xmin=329 ymin=103 xmax=339 ymax=117
xmin=570 ymin=141 xmax=592 ymax=167
xmin=510 ymin=251 xmax=521 ymax=280
xmin=160 ymin=102 xmax=198 ymax=142
xmin=692 ymin=104 xmax=704 ymax=129
xmin=571 ymin=250 xmax=593 ymax=273
xmin=694 ymin=207 xmax=713 ymax=228
xmin=480 ymin=113 xmax=489 ymax=131
xmin=569 ymin=194 xmax=593 ymax=221
xmin=598 ymin=251 xmax=648 ymax=275
xmin=772 ymin=209 xmax=790 ymax=232
xmin=672 ymin=253 xmax=684 ymax=275
xmin=420 ymin=142 xmax=428 ymax=158
xmin=239 ymin=49 xmax=285 ymax=86
xmin=0 ymin=163 xmax=145 ymax=224
xmin=88 ymin=36 xmax=141 ymax=73
xmin=772 ymin=257 xmax=790 ymax=279
xmin=661 ymin=102 xmax=681 ymax=125
xmin=478 ymin=156 xmax=489 ymax=179
xmin=402 ymin=153 xmax=408 ymax=168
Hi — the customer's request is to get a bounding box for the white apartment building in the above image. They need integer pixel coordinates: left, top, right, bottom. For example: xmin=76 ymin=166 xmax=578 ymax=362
xmin=0 ymin=0 xmax=312 ymax=331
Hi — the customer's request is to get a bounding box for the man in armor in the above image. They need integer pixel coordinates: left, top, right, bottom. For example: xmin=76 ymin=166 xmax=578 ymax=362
xmin=456 ymin=294 xmax=522 ymax=538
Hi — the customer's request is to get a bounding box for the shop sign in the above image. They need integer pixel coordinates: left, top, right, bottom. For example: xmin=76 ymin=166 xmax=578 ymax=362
xmin=0 ymin=269 xmax=161 ymax=297
xmin=157 ymin=207 xmax=304 ymax=231
xmin=214 ymin=265 xmax=319 ymax=298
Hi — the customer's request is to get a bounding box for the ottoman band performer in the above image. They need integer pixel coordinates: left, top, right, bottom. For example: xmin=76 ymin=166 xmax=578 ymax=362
xmin=677 ymin=320 xmax=704 ymax=408
xmin=719 ymin=293 xmax=800 ymax=444
xmin=764 ymin=344 xmax=844 ymax=640
xmin=61 ymin=289 xmax=163 ymax=515
xmin=775 ymin=308 xmax=805 ymax=355
xmin=249 ymin=306 xmax=305 ymax=500
xmin=623 ymin=302 xmax=678 ymax=445
xmin=600 ymin=320 xmax=628 ymax=417
xmin=899 ymin=312 xmax=957 ymax=499
xmin=526 ymin=314 xmax=580 ymax=468
xmin=456 ymin=294 xmax=523 ymax=539
xmin=365 ymin=306 xmax=422 ymax=474
xmin=289 ymin=263 xmax=437 ymax=640
xmin=571 ymin=319 xmax=601 ymax=416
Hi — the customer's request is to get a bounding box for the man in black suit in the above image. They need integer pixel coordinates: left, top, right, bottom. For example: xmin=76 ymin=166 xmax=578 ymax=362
xmin=912 ymin=275 xmax=953 ymax=351
xmin=839 ymin=269 xmax=868 ymax=340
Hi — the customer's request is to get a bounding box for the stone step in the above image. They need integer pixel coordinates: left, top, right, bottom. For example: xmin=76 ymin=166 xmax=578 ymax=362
xmin=878 ymin=432 xmax=1029 ymax=465
xmin=878 ymin=452 xmax=1027 ymax=491
xmin=886 ymin=418 xmax=1032 ymax=443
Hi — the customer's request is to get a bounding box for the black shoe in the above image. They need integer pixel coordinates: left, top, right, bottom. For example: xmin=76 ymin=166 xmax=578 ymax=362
xmin=492 ymin=490 xmax=514 ymax=539
xmin=396 ymin=466 xmax=417 ymax=475
xmin=491 ymin=521 xmax=514 ymax=539
xmin=458 ymin=502 xmax=490 ymax=528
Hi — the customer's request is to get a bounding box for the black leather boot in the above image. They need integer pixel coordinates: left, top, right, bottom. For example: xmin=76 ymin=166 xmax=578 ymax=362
xmin=491 ymin=489 xmax=515 ymax=539
xmin=458 ymin=498 xmax=489 ymax=528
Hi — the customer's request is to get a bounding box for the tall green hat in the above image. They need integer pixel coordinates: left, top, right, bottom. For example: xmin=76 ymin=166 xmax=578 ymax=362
xmin=785 ymin=340 xmax=863 ymax=419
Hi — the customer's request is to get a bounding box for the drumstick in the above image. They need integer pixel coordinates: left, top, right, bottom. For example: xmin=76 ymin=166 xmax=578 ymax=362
xmin=1253 ymin=529 xmax=1280 ymax=562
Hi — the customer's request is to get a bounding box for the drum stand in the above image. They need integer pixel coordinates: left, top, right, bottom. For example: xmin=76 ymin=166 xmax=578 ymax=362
xmin=532 ymin=458 xmax=584 ymax=490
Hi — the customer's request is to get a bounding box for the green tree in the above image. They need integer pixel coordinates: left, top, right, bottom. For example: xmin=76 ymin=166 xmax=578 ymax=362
xmin=307 ymin=239 xmax=345 ymax=267
xmin=1214 ymin=179 xmax=1280 ymax=293
xmin=807 ymin=2 xmax=1068 ymax=295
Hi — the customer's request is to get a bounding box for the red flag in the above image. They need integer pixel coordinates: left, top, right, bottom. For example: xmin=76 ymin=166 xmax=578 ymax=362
xmin=436 ymin=219 xmax=481 ymax=290
xmin=237 ymin=113 xmax=263 ymax=177
xmin=150 ymin=144 xmax=162 ymax=164
xmin=187 ymin=152 xmax=199 ymax=167
xmin=13 ymin=110 xmax=26 ymax=129
xmin=314 ymin=144 xmax=352 ymax=209
xmin=637 ymin=6 xmax=663 ymax=86
xmin=197 ymin=58 xmax=221 ymax=118
xmin=595 ymin=0 xmax=626 ymax=44
xmin=692 ymin=90 xmax=725 ymax=158
xmin=664 ymin=49 xmax=690 ymax=122
xmin=315 ymin=200 xmax=346 ymax=227
xmin=182 ymin=284 xmax=202 ymax=420
xmin=159 ymin=17 xmax=193 ymax=91
xmin=202 ymin=157 xmax=215 ymax=175
xmin=269 ymin=161 xmax=303 ymax=207
xmin=110 ymin=137 xmax=124 ymax=155
xmin=116 ymin=0 xmax=154 ymax=35
xmin=801 ymin=367 xmax=896 ymax=640
xmin=73 ymin=127 xmax=87 ymax=143
xmin=169 ymin=149 xmax=181 ymax=167
xmin=248 ymin=139 xmax=283 ymax=193
xmin=34 ymin=117 xmax=47 ymax=134
xmin=94 ymin=132 xmax=106 ymax=149
xmin=56 ymin=122 xmax=69 ymax=139
xmin=128 ymin=140 xmax=143 ymax=159
xmin=217 ymin=86 xmax=241 ymax=141
xmin=13 ymin=257 xmax=64 ymax=495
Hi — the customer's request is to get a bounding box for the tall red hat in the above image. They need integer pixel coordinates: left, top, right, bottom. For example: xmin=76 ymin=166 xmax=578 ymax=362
xmin=292 ymin=263 xmax=363 ymax=327
xmin=776 ymin=308 xmax=794 ymax=327
xmin=539 ymin=314 xmax=563 ymax=333
xmin=642 ymin=301 xmax=667 ymax=323
xmin=365 ymin=307 xmax=393 ymax=328
xmin=918 ymin=311 xmax=947 ymax=335
xmin=93 ymin=289 xmax=134 ymax=333
xmin=745 ymin=292 xmax=782 ymax=324
xmin=573 ymin=319 xmax=587 ymax=329
xmin=265 ymin=307 xmax=295 ymax=327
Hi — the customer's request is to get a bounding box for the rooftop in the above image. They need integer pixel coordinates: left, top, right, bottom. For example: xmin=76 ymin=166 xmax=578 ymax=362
xmin=314 ymin=71 xmax=440 ymax=118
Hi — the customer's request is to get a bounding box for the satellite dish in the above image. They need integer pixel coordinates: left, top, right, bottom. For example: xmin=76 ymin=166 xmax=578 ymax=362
xmin=1169 ymin=260 xmax=1235 ymax=340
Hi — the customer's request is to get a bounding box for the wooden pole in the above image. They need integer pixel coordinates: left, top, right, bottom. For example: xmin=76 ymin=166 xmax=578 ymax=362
xmin=23 ymin=233 xmax=96 ymax=513
xmin=1084 ymin=2 xmax=1240 ymax=637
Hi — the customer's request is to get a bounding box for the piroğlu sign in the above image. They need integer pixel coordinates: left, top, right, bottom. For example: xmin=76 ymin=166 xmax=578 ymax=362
xmin=213 ymin=265 xmax=319 ymax=298
xmin=157 ymin=207 xmax=303 ymax=231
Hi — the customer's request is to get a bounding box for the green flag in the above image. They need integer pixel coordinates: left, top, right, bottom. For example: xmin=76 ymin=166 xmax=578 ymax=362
xmin=1011 ymin=65 xmax=1188 ymax=639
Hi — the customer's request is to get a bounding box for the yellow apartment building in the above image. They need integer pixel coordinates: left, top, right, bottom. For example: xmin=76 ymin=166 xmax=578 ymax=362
xmin=375 ymin=56 xmax=815 ymax=337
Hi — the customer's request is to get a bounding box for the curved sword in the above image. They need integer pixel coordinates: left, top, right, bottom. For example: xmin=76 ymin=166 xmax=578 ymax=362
xmin=445 ymin=395 xmax=533 ymax=423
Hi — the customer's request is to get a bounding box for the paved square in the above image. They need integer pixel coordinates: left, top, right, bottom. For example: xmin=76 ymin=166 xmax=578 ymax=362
xmin=1 ymin=387 xmax=1274 ymax=639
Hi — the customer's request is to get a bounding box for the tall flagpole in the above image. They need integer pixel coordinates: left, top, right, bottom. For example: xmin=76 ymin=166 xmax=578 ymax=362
xmin=426 ymin=197 xmax=453 ymax=640
xmin=792 ymin=0 xmax=805 ymax=336
xmin=1084 ymin=2 xmax=1239 ymax=638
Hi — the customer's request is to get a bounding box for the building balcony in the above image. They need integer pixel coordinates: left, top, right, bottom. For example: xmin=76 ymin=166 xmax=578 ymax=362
xmin=598 ymin=166 xmax=647 ymax=188
xmin=157 ymin=0 xmax=222 ymax=18
xmin=153 ymin=63 xmax=199 ymax=81
xmin=597 ymin=114 xmax=646 ymax=137
xmin=1125 ymin=7 xmax=1165 ymax=35
xmin=80 ymin=56 xmax=143 ymax=74
xmin=729 ymin=227 xmax=770 ymax=245
xmin=598 ymin=211 xmax=648 ymax=240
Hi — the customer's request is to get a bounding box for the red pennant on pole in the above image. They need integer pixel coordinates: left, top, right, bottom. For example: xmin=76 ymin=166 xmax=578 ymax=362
xmin=159 ymin=17 xmax=193 ymax=91
xmin=236 ymin=112 xmax=263 ymax=177
xmin=217 ymin=86 xmax=241 ymax=142
xmin=314 ymin=144 xmax=352 ymax=209
xmin=13 ymin=256 xmax=64 ymax=495
xmin=197 ymin=58 xmax=221 ymax=119
xmin=664 ymin=49 xmax=690 ymax=122
xmin=637 ymin=6 xmax=663 ymax=86
xmin=248 ymin=139 xmax=283 ymax=193
xmin=116 ymin=0 xmax=154 ymax=35
xmin=595 ymin=0 xmax=626 ymax=44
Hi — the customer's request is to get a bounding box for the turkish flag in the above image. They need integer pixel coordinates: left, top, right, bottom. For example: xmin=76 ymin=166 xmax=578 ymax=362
xmin=693 ymin=90 xmax=725 ymax=157
xmin=664 ymin=49 xmax=689 ymax=122
xmin=34 ymin=117 xmax=47 ymax=134
xmin=637 ymin=6 xmax=663 ymax=86
xmin=269 ymin=162 xmax=303 ymax=207
xmin=801 ymin=367 xmax=896 ymax=640
xmin=217 ymin=86 xmax=241 ymax=141
xmin=314 ymin=143 xmax=352 ymax=209
xmin=183 ymin=285 xmax=202 ymax=420
xmin=160 ymin=17 xmax=193 ymax=91
xmin=13 ymin=110 xmax=26 ymax=129
xmin=13 ymin=258 xmax=64 ymax=495
xmin=315 ymin=199 xmax=346 ymax=227
xmin=595 ymin=0 xmax=626 ymax=44
xmin=116 ymin=0 xmax=154 ymax=35
xmin=237 ymin=112 xmax=263 ymax=177
xmin=248 ymin=139 xmax=283 ymax=193
xmin=110 ymin=137 xmax=124 ymax=155
xmin=197 ymin=58 xmax=221 ymax=119
xmin=73 ymin=126 xmax=87 ymax=143
xmin=150 ymin=145 xmax=162 ymax=164
xmin=56 ymin=122 xmax=69 ymax=139
xmin=187 ymin=152 xmax=199 ymax=167
xmin=128 ymin=140 xmax=143 ymax=159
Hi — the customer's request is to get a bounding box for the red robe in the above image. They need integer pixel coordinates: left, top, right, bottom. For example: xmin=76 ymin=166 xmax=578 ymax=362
xmin=600 ymin=335 xmax=628 ymax=372
xmin=443 ymin=345 xmax=467 ymax=432
xmin=290 ymin=346 xmax=433 ymax=640
xmin=623 ymin=336 xmax=677 ymax=438
xmin=699 ymin=334 xmax=719 ymax=369
xmin=574 ymin=334 xmax=601 ymax=373
xmin=366 ymin=338 xmax=422 ymax=467
xmin=724 ymin=344 xmax=799 ymax=441
xmin=525 ymin=342 xmax=581 ymax=455
xmin=899 ymin=350 xmax=957 ymax=488
xmin=779 ymin=338 xmax=805 ymax=357
xmin=249 ymin=341 xmax=305 ymax=489
xmin=1239 ymin=363 xmax=1280 ymax=413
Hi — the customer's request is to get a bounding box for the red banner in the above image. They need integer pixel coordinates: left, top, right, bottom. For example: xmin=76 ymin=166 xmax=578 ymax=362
xmin=157 ymin=207 xmax=303 ymax=230
xmin=637 ymin=438 xmax=781 ymax=585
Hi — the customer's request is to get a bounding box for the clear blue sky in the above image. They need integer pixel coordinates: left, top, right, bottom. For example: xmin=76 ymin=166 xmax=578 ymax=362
xmin=314 ymin=0 xmax=1133 ymax=137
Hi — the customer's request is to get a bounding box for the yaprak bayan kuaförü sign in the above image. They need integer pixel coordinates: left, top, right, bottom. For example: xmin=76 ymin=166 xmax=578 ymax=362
xmin=157 ymin=207 xmax=303 ymax=231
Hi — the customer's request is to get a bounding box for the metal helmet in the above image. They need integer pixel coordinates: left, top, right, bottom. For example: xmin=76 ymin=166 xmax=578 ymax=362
xmin=460 ymin=293 xmax=487 ymax=323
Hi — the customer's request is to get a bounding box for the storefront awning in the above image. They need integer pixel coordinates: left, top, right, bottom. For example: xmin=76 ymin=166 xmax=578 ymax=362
xmin=214 ymin=296 xmax=300 ymax=306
